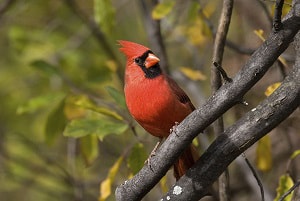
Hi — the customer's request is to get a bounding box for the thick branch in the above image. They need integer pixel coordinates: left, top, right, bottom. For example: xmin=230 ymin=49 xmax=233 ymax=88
xmin=162 ymin=53 xmax=300 ymax=200
xmin=115 ymin=2 xmax=300 ymax=201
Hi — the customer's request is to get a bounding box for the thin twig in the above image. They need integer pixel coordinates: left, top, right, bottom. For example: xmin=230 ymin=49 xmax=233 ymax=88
xmin=292 ymin=181 xmax=300 ymax=201
xmin=210 ymin=0 xmax=234 ymax=200
xmin=139 ymin=0 xmax=170 ymax=74
xmin=242 ymin=153 xmax=265 ymax=201
xmin=273 ymin=0 xmax=284 ymax=32
xmin=0 ymin=0 xmax=15 ymax=17
xmin=277 ymin=60 xmax=287 ymax=79
xmin=225 ymin=40 xmax=255 ymax=55
xmin=198 ymin=1 xmax=256 ymax=55
xmin=213 ymin=62 xmax=233 ymax=83
xmin=279 ymin=180 xmax=300 ymax=201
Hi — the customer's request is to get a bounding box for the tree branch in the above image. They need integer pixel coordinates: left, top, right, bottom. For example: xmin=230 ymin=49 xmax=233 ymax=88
xmin=273 ymin=0 xmax=285 ymax=32
xmin=292 ymin=180 xmax=300 ymax=201
xmin=242 ymin=153 xmax=265 ymax=201
xmin=162 ymin=56 xmax=300 ymax=200
xmin=211 ymin=0 xmax=234 ymax=200
xmin=225 ymin=40 xmax=255 ymax=55
xmin=198 ymin=1 xmax=256 ymax=55
xmin=0 ymin=0 xmax=15 ymax=17
xmin=115 ymin=2 xmax=300 ymax=200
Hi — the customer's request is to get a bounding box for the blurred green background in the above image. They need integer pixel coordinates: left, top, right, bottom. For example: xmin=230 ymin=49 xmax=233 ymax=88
xmin=0 ymin=0 xmax=299 ymax=201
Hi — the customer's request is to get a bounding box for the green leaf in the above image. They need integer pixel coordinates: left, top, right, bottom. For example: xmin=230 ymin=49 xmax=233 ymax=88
xmin=80 ymin=134 xmax=99 ymax=166
xmin=127 ymin=143 xmax=147 ymax=174
xmin=45 ymin=97 xmax=67 ymax=145
xmin=274 ymin=174 xmax=294 ymax=201
xmin=72 ymin=94 xmax=124 ymax=120
xmin=30 ymin=59 xmax=60 ymax=76
xmin=94 ymin=0 xmax=115 ymax=34
xmin=105 ymin=86 xmax=126 ymax=109
xmin=256 ymin=135 xmax=272 ymax=172
xmin=16 ymin=93 xmax=65 ymax=115
xmin=63 ymin=116 xmax=128 ymax=140
xmin=152 ymin=1 xmax=175 ymax=20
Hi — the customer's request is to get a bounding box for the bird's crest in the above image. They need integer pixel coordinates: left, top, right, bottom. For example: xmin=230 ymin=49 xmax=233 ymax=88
xmin=118 ymin=40 xmax=150 ymax=59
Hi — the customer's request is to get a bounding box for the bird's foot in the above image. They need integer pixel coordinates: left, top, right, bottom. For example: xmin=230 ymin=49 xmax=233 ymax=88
xmin=145 ymin=140 xmax=162 ymax=171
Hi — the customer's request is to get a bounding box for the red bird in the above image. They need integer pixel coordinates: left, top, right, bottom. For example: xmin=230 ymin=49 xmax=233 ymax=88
xmin=119 ymin=40 xmax=198 ymax=180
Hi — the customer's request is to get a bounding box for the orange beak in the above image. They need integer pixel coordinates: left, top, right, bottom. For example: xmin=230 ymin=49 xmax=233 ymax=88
xmin=145 ymin=53 xmax=160 ymax=68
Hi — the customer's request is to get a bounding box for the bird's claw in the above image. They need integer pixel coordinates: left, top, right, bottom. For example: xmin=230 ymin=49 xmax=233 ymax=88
xmin=145 ymin=140 xmax=162 ymax=171
xmin=144 ymin=150 xmax=156 ymax=171
xmin=170 ymin=122 xmax=180 ymax=136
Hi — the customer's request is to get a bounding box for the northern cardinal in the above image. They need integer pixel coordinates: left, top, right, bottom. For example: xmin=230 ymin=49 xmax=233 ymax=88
xmin=119 ymin=40 xmax=198 ymax=180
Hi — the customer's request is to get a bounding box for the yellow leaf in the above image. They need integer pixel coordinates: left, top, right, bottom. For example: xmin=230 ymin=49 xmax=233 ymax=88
xmin=274 ymin=174 xmax=294 ymax=201
xmin=254 ymin=29 xmax=265 ymax=41
xmin=99 ymin=178 xmax=111 ymax=201
xmin=202 ymin=1 xmax=217 ymax=18
xmin=109 ymin=156 xmax=123 ymax=179
xmin=152 ymin=1 xmax=175 ymax=20
xmin=99 ymin=156 xmax=123 ymax=201
xmin=256 ymin=135 xmax=272 ymax=172
xmin=160 ymin=175 xmax=168 ymax=193
xmin=282 ymin=1 xmax=292 ymax=16
xmin=278 ymin=56 xmax=288 ymax=68
xmin=64 ymin=95 xmax=86 ymax=120
xmin=265 ymin=82 xmax=281 ymax=97
xmin=183 ymin=17 xmax=211 ymax=45
xmin=290 ymin=149 xmax=300 ymax=160
xmin=180 ymin=67 xmax=207 ymax=81
xmin=271 ymin=1 xmax=292 ymax=18
xmin=192 ymin=138 xmax=199 ymax=147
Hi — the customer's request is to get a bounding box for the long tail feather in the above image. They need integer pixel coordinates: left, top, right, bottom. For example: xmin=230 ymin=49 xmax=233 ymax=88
xmin=173 ymin=144 xmax=199 ymax=180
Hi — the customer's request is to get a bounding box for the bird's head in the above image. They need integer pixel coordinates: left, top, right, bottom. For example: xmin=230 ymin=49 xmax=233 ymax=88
xmin=119 ymin=40 xmax=160 ymax=69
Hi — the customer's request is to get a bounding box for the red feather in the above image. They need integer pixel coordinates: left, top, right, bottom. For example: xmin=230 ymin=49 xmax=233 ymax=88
xmin=119 ymin=40 xmax=150 ymax=60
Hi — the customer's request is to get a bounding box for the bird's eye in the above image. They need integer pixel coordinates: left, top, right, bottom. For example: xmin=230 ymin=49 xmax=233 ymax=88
xmin=134 ymin=58 xmax=141 ymax=64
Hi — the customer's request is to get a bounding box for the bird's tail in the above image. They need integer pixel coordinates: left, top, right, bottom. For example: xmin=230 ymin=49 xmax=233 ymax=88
xmin=173 ymin=144 xmax=199 ymax=180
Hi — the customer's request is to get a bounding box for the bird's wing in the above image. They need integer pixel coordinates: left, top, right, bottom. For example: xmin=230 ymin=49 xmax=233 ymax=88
xmin=166 ymin=75 xmax=196 ymax=111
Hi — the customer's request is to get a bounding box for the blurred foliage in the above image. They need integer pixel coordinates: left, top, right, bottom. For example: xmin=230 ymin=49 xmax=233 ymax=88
xmin=99 ymin=156 xmax=123 ymax=201
xmin=256 ymin=135 xmax=272 ymax=172
xmin=0 ymin=0 xmax=299 ymax=201
xmin=152 ymin=1 xmax=175 ymax=20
